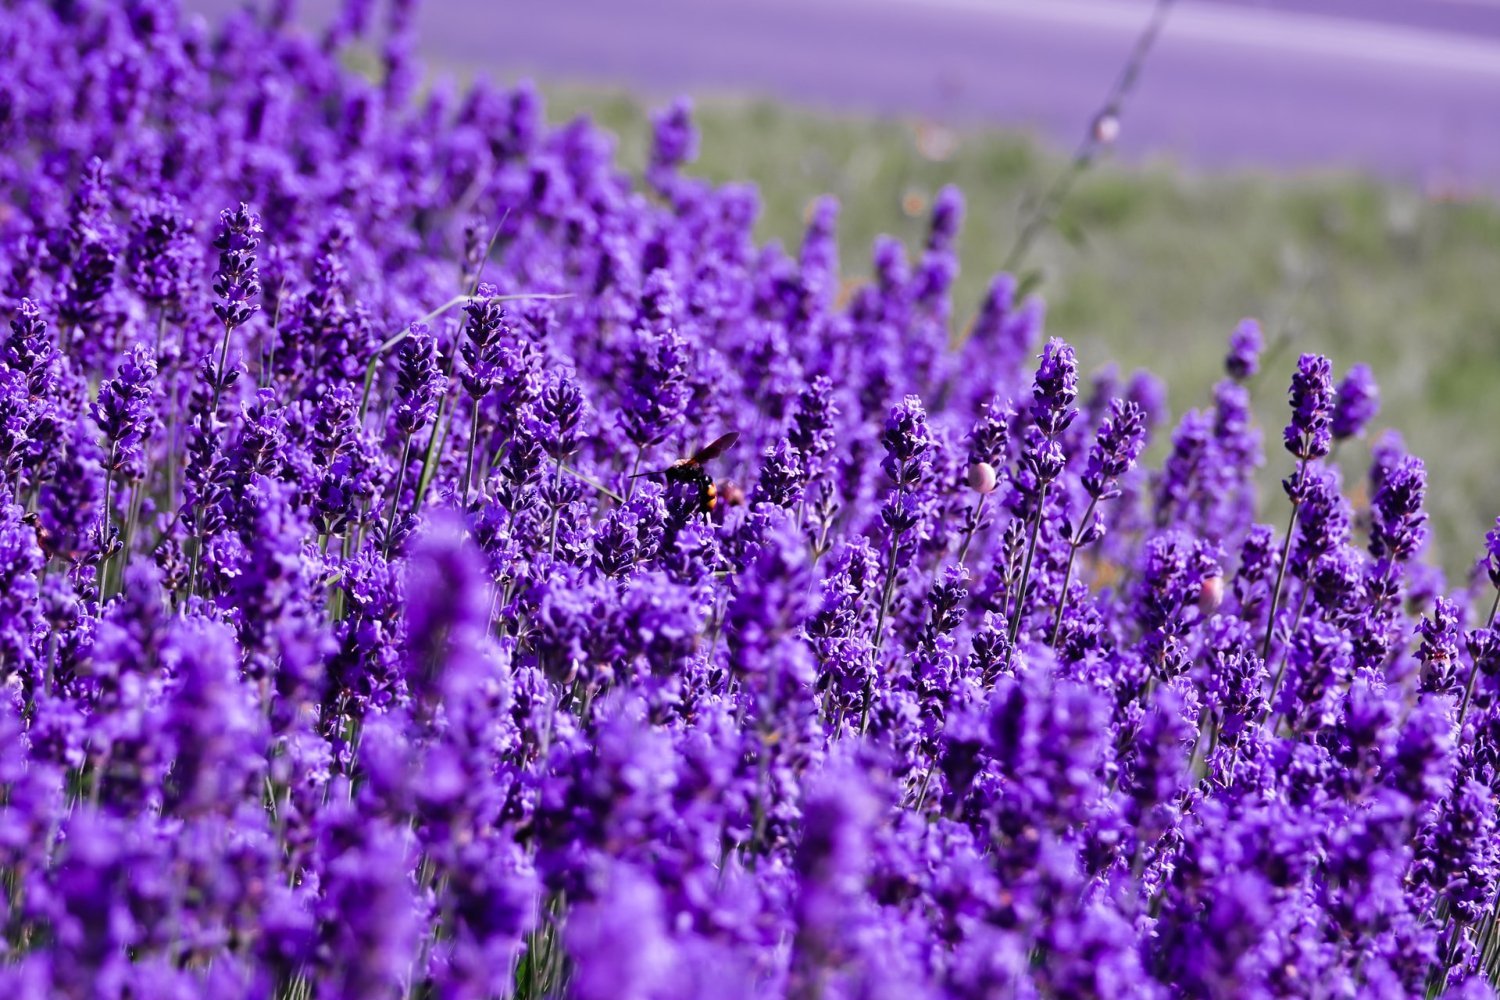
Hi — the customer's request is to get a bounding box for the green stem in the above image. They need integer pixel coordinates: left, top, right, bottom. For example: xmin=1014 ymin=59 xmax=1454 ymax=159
xmin=186 ymin=535 xmax=202 ymax=603
xmin=1267 ymin=584 xmax=1315 ymax=730
xmin=1050 ymin=495 xmax=1100 ymax=647
xmin=87 ymin=747 xmax=111 ymax=807
xmin=383 ymin=435 xmax=413 ymax=559
xmin=111 ymin=481 xmax=137 ymax=599
xmin=1262 ymin=460 xmax=1307 ymax=675
xmin=547 ymin=460 xmax=565 ymax=560
xmin=462 ymin=396 xmax=482 ymax=502
xmin=357 ymin=293 xmax=570 ymax=422
xmin=954 ymin=491 xmax=989 ymax=567
xmin=913 ymin=761 xmax=937 ymax=812
xmin=411 ymin=395 xmax=453 ymax=518
xmin=861 ymin=484 xmax=908 ymax=736
xmin=871 ymin=487 xmax=907 ymax=654
xmin=99 ymin=444 xmax=117 ymax=594
xmin=208 ymin=320 xmax=235 ymax=419
xmin=1458 ymin=590 xmax=1500 ymax=730
xmin=624 ymin=448 xmax=644 ymax=501
xmin=1008 ymin=482 xmax=1051 ymax=654
xmin=357 ymin=294 xmax=466 ymax=421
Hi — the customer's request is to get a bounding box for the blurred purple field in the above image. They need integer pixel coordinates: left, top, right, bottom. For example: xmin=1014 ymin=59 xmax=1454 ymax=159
xmin=187 ymin=0 xmax=1500 ymax=192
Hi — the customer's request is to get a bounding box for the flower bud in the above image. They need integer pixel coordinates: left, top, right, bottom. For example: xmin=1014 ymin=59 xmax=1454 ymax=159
xmin=1093 ymin=112 xmax=1120 ymax=146
xmin=1197 ymin=572 xmax=1225 ymax=615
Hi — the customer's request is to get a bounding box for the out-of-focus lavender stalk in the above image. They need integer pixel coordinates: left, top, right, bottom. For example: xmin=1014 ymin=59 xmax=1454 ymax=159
xmin=207 ymin=204 xmax=261 ymax=418
xmin=1008 ymin=339 xmax=1078 ymax=653
xmin=1263 ymin=354 xmax=1334 ymax=680
xmin=1459 ymin=524 xmax=1500 ymax=728
xmin=1051 ymin=397 xmax=1145 ymax=645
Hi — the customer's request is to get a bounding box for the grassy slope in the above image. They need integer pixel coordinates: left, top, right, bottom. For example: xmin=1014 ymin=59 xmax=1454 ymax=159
xmin=539 ymin=84 xmax=1500 ymax=578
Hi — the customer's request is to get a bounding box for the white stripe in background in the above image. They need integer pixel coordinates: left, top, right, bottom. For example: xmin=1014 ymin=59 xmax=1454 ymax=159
xmin=865 ymin=0 xmax=1500 ymax=78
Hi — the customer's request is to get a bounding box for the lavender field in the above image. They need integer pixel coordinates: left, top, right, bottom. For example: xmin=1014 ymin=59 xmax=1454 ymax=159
xmin=5 ymin=1 xmax=1500 ymax=998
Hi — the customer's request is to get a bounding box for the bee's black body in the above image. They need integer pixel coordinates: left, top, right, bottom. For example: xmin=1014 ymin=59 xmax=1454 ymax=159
xmin=665 ymin=460 xmax=719 ymax=513
xmin=637 ymin=432 xmax=737 ymax=516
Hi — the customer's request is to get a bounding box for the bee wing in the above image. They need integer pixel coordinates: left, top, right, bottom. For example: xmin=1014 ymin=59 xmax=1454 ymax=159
xmin=690 ymin=431 xmax=739 ymax=464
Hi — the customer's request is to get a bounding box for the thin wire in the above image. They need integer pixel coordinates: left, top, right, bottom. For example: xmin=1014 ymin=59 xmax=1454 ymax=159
xmin=994 ymin=0 xmax=1179 ymax=283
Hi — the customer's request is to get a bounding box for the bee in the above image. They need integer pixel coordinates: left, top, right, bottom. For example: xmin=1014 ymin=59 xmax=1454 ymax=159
xmin=19 ymin=510 xmax=59 ymax=560
xmin=634 ymin=432 xmax=739 ymax=515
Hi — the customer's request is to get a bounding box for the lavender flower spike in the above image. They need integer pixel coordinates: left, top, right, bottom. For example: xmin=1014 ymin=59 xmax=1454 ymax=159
xmin=1225 ymin=317 xmax=1263 ymax=381
xmin=1033 ymin=336 xmax=1080 ymax=427
xmin=1082 ymin=398 xmax=1147 ymax=502
xmin=1283 ymin=352 xmax=1334 ymax=462
xmin=211 ymin=203 xmax=263 ymax=331
xmin=1331 ymin=363 xmax=1380 ymax=441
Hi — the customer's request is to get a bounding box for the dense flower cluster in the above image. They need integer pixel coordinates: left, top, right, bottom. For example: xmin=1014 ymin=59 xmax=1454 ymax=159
xmin=1 ymin=2 xmax=1498 ymax=998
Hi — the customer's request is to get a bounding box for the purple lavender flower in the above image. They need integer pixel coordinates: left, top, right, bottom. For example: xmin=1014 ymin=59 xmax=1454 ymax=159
xmin=618 ymin=319 xmax=689 ymax=449
xmin=1393 ymin=697 xmax=1457 ymax=807
xmin=726 ymin=509 xmax=817 ymax=675
xmin=57 ymin=159 xmax=119 ymax=337
xmin=1120 ymin=686 xmax=1192 ymax=839
xmin=1414 ymin=778 xmax=1500 ymax=924
xmin=210 ymin=203 xmax=262 ymax=330
xmin=403 ymin=511 xmax=492 ymax=713
xmin=392 ymin=322 xmax=446 ymax=437
xmin=789 ymin=375 xmax=838 ymax=470
xmin=649 ymin=97 xmax=698 ymax=178
xmin=1032 ymin=336 xmax=1079 ymax=432
xmin=595 ymin=485 xmax=667 ymax=577
xmin=1224 ymin=317 xmax=1263 ymax=381
xmin=1331 ymin=363 xmax=1380 ymax=441
xmin=1204 ymin=616 xmax=1266 ymax=746
xmin=90 ymin=344 xmax=158 ymax=482
xmin=981 ymin=666 xmax=1111 ymax=835
xmin=1418 ymin=596 xmax=1463 ymax=696
xmin=927 ymin=185 xmax=965 ymax=254
xmin=537 ymin=368 xmax=587 ymax=463
xmin=0 ymin=488 xmax=43 ymax=684
xmin=162 ymin=618 xmax=267 ymax=815
xmin=797 ymin=196 xmax=841 ymax=306
xmin=1276 ymin=620 xmax=1353 ymax=731
xmin=231 ymin=476 xmax=331 ymax=723
xmin=1370 ymin=454 xmax=1428 ymax=564
xmin=879 ymin=394 xmax=932 ymax=487
xmin=1288 ymin=465 xmax=1350 ymax=579
xmin=1013 ymin=338 xmax=1079 ymax=522
xmin=1082 ymin=398 xmax=1146 ymax=502
xmin=566 ymin=864 xmax=676 ymax=1000
xmin=1283 ymin=352 xmax=1334 ymax=462
xmin=1152 ymin=408 xmax=1210 ymax=528
xmin=1127 ymin=369 xmax=1168 ymax=431
xmin=788 ymin=762 xmax=880 ymax=996
xmin=754 ymin=437 xmax=805 ymax=509
xmin=6 ymin=298 xmax=59 ymax=398
xmin=126 ymin=195 xmax=193 ymax=315
xmin=458 ymin=291 xmax=511 ymax=401
xmin=315 ymin=811 xmax=419 ymax=998
xmin=38 ymin=419 xmax=102 ymax=563
xmin=1483 ymin=516 xmax=1500 ymax=589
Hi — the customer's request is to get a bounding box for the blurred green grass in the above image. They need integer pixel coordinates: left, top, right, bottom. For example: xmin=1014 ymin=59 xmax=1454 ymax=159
xmin=537 ymin=83 xmax=1500 ymax=578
